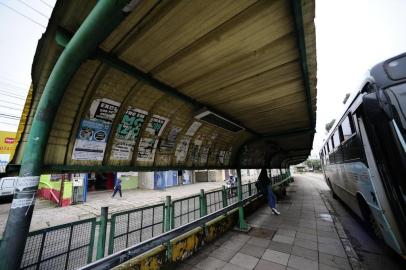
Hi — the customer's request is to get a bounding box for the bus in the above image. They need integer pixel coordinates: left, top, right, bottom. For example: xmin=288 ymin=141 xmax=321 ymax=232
xmin=319 ymin=52 xmax=406 ymax=258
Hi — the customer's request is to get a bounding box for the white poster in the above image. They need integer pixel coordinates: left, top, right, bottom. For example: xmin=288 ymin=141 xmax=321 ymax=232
xmin=72 ymin=140 xmax=107 ymax=161
xmin=137 ymin=138 xmax=158 ymax=162
xmin=159 ymin=126 xmax=182 ymax=152
xmin=111 ymin=140 xmax=134 ymax=160
xmin=145 ymin=115 xmax=169 ymax=136
xmin=175 ymin=136 xmax=191 ymax=163
xmin=185 ymin=121 xmax=202 ymax=136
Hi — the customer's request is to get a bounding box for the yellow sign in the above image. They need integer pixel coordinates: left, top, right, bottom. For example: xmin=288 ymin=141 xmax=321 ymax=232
xmin=0 ymin=131 xmax=17 ymax=172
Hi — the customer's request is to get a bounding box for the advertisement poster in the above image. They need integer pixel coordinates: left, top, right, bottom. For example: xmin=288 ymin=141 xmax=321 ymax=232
xmin=175 ymin=136 xmax=191 ymax=163
xmin=145 ymin=115 xmax=169 ymax=136
xmin=137 ymin=137 xmax=158 ymax=162
xmin=159 ymin=126 xmax=182 ymax=152
xmin=199 ymin=146 xmax=209 ymax=164
xmin=185 ymin=121 xmax=202 ymax=136
xmin=72 ymin=120 xmax=111 ymax=160
xmin=0 ymin=131 xmax=17 ymax=173
xmin=110 ymin=107 xmax=148 ymax=161
xmin=89 ymin=98 xmax=121 ymax=123
xmin=115 ymin=107 xmax=148 ymax=141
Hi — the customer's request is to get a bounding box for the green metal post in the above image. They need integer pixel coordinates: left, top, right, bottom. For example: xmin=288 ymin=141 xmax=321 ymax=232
xmin=199 ymin=189 xmax=207 ymax=217
xmin=236 ymin=169 xmax=249 ymax=231
xmin=164 ymin=196 xmax=172 ymax=232
xmin=0 ymin=1 xmax=135 ymax=268
xmin=248 ymin=180 xmax=252 ymax=196
xmin=222 ymin=185 xmax=228 ymax=208
xmin=96 ymin=207 xmax=108 ymax=260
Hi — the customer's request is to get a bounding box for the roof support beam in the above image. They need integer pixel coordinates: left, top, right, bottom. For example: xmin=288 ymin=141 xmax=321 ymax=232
xmin=56 ymin=28 xmax=260 ymax=137
xmin=290 ymin=0 xmax=315 ymax=129
xmin=0 ymin=1 xmax=135 ymax=268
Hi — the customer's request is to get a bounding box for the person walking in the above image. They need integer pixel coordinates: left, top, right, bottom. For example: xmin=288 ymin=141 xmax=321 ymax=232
xmin=112 ymin=175 xmax=122 ymax=198
xmin=257 ymin=169 xmax=280 ymax=215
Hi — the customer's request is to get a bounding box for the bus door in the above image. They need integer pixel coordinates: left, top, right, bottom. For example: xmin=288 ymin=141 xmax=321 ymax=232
xmin=362 ymin=83 xmax=406 ymax=250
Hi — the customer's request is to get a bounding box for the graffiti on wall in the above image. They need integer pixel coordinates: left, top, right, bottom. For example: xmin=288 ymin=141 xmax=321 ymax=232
xmin=159 ymin=126 xmax=182 ymax=153
xmin=111 ymin=107 xmax=148 ymax=161
xmin=137 ymin=137 xmax=158 ymax=162
xmin=145 ymin=115 xmax=169 ymax=136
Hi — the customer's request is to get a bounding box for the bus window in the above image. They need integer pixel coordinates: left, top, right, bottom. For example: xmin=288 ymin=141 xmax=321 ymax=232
xmin=333 ymin=131 xmax=340 ymax=149
xmin=341 ymin=116 xmax=354 ymax=140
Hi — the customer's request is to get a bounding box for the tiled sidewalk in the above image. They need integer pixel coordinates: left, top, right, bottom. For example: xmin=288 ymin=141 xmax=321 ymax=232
xmin=176 ymin=175 xmax=354 ymax=270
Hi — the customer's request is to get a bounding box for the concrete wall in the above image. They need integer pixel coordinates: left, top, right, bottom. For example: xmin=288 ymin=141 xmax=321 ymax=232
xmin=194 ymin=170 xmax=225 ymax=182
xmin=138 ymin=172 xmax=154 ymax=189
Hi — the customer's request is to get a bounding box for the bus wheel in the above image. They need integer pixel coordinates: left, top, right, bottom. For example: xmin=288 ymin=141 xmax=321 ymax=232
xmin=369 ymin=211 xmax=383 ymax=240
xmin=358 ymin=195 xmax=383 ymax=240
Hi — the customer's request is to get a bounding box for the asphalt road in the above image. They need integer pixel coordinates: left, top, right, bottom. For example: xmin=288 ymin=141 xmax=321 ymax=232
xmin=298 ymin=173 xmax=404 ymax=270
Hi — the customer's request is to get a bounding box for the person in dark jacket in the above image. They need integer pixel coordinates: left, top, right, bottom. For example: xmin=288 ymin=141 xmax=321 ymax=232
xmin=257 ymin=169 xmax=280 ymax=215
xmin=112 ymin=175 xmax=122 ymax=198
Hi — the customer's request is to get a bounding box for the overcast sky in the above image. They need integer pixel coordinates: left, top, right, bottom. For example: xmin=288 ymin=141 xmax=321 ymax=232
xmin=0 ymin=0 xmax=405 ymax=160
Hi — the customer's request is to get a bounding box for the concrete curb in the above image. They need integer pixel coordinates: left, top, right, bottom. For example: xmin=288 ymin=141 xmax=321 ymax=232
xmin=320 ymin=192 xmax=365 ymax=270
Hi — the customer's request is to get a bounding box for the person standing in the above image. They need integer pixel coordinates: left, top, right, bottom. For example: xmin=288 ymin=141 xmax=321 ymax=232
xmin=112 ymin=174 xmax=122 ymax=198
xmin=257 ymin=169 xmax=280 ymax=215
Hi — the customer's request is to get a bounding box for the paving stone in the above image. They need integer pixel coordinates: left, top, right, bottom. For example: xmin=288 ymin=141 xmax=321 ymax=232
xmin=222 ymin=263 xmax=248 ymax=270
xmin=287 ymin=255 xmax=318 ymax=270
xmin=230 ymin=253 xmax=259 ymax=270
xmin=318 ymin=252 xmax=351 ymax=270
xmin=317 ymin=225 xmax=336 ymax=233
xmin=272 ymin=234 xmax=295 ymax=245
xmin=261 ymin=249 xmax=290 ymax=266
xmin=254 ymin=259 xmax=286 ymax=270
xmin=221 ymin=240 xmax=246 ymax=251
xmin=317 ymin=236 xmax=341 ymax=245
xmin=318 ymin=242 xmax=346 ymax=258
xmin=210 ymin=247 xmax=240 ymax=262
xmin=240 ymin=243 xmax=266 ymax=258
xmin=195 ymin=256 xmax=227 ymax=270
xmin=268 ymin=241 xmax=293 ymax=254
xmin=297 ymin=227 xmax=317 ymax=235
xmin=186 ymin=251 xmax=212 ymax=265
xmin=291 ymin=245 xmax=318 ymax=261
xmin=230 ymin=234 xmax=251 ymax=243
xmin=248 ymin=227 xmax=276 ymax=239
xmin=295 ymin=231 xmax=318 ymax=241
xmin=276 ymin=229 xmax=296 ymax=238
xmin=317 ymin=230 xmax=339 ymax=239
xmin=247 ymin=236 xmax=270 ymax=248
xmin=319 ymin=264 xmax=342 ymax=270
xmin=293 ymin=238 xmax=317 ymax=251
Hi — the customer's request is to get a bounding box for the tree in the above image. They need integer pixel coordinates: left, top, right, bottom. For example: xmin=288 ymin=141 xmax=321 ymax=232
xmin=325 ymin=119 xmax=335 ymax=133
xmin=304 ymin=159 xmax=321 ymax=171
xmin=343 ymin=93 xmax=350 ymax=104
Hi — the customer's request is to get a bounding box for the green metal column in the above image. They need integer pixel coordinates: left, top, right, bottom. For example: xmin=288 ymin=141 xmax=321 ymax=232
xmin=236 ymin=169 xmax=249 ymax=231
xmin=96 ymin=207 xmax=108 ymax=260
xmin=248 ymin=180 xmax=252 ymax=196
xmin=222 ymin=185 xmax=228 ymax=208
xmin=0 ymin=1 xmax=134 ymax=269
xmin=164 ymin=196 xmax=172 ymax=232
xmin=199 ymin=189 xmax=207 ymax=217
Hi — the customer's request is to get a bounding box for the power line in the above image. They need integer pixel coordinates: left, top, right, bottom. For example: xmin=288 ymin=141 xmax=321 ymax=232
xmin=0 ymin=91 xmax=26 ymax=100
xmin=17 ymin=0 xmax=49 ymax=19
xmin=0 ymin=121 xmax=19 ymax=127
xmin=0 ymin=2 xmax=46 ymax=28
xmin=0 ymin=105 xmax=23 ymax=111
xmin=40 ymin=0 xmax=53 ymax=9
xmin=0 ymin=90 xmax=27 ymax=99
xmin=0 ymin=100 xmax=25 ymax=107
xmin=0 ymin=113 xmax=21 ymax=120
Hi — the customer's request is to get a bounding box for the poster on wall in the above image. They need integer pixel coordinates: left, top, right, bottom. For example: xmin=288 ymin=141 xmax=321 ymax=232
xmin=110 ymin=107 xmax=148 ymax=161
xmin=111 ymin=140 xmax=134 ymax=160
xmin=185 ymin=121 xmax=202 ymax=136
xmin=159 ymin=126 xmax=182 ymax=152
xmin=218 ymin=150 xmax=226 ymax=165
xmin=89 ymin=98 xmax=121 ymax=123
xmin=137 ymin=137 xmax=158 ymax=162
xmin=115 ymin=107 xmax=148 ymax=141
xmin=175 ymin=136 xmax=191 ymax=163
xmin=72 ymin=120 xmax=111 ymax=160
xmin=199 ymin=146 xmax=209 ymax=164
xmin=145 ymin=115 xmax=169 ymax=136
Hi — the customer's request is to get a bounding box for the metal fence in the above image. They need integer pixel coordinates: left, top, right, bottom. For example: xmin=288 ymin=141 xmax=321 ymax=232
xmin=3 ymin=176 xmax=294 ymax=270
xmin=20 ymin=218 xmax=96 ymax=270
xmin=172 ymin=195 xmax=200 ymax=228
xmin=205 ymin=189 xmax=223 ymax=214
xmin=108 ymin=203 xmax=165 ymax=255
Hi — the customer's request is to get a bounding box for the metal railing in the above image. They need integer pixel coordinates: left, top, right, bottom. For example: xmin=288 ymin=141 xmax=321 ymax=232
xmin=20 ymin=218 xmax=96 ymax=270
xmin=3 ymin=174 xmax=292 ymax=270
xmin=108 ymin=203 xmax=165 ymax=255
